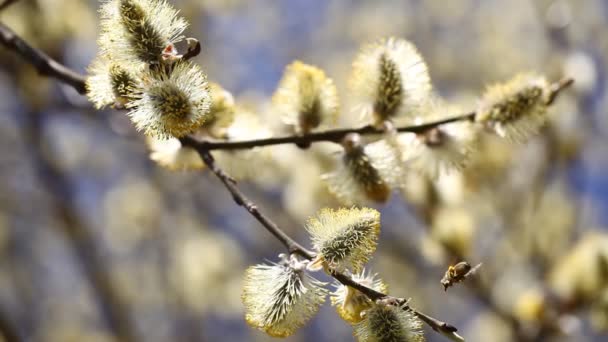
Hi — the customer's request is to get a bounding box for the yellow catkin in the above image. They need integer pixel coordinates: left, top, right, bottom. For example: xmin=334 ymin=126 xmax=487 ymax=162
xmin=305 ymin=207 xmax=381 ymax=272
xmin=350 ymin=37 xmax=431 ymax=126
xmin=273 ymin=61 xmax=339 ymax=134
xmin=242 ymin=259 xmax=327 ymax=337
xmin=477 ymin=73 xmax=549 ymax=142
xmin=331 ymin=271 xmax=388 ymax=324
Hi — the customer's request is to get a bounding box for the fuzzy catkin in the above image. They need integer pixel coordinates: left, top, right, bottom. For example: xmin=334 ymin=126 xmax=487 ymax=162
xmin=477 ymin=73 xmax=549 ymax=142
xmin=331 ymin=271 xmax=388 ymax=324
xmin=350 ymin=37 xmax=431 ymax=126
xmin=273 ymin=61 xmax=339 ymax=134
xmin=323 ymin=135 xmax=405 ymax=205
xmin=127 ymin=61 xmax=211 ymax=138
xmin=242 ymin=262 xmax=327 ymax=337
xmin=355 ymin=304 xmax=425 ymax=342
xmin=99 ymin=0 xmax=188 ymax=65
xmin=306 ymin=207 xmax=381 ymax=272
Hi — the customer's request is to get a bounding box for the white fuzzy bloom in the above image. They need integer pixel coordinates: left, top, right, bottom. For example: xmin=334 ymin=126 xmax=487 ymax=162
xmin=305 ymin=207 xmax=381 ymax=273
xmin=128 ymin=61 xmax=211 ymax=138
xmin=350 ymin=37 xmax=431 ymax=125
xmin=242 ymin=257 xmax=327 ymax=337
xmin=273 ymin=61 xmax=339 ymax=134
xmin=86 ymin=56 xmax=139 ymax=108
xmin=355 ymin=303 xmax=425 ymax=342
xmin=399 ymin=102 xmax=478 ymax=179
xmin=330 ymin=270 xmax=387 ymax=323
xmin=323 ymin=135 xmax=405 ymax=205
xmin=145 ymin=136 xmax=204 ymax=170
xmin=99 ymin=0 xmax=188 ymax=65
xmin=476 ymin=73 xmax=550 ymax=143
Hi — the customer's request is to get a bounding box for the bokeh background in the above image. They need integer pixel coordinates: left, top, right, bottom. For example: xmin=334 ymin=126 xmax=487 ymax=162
xmin=1 ymin=0 xmax=608 ymax=341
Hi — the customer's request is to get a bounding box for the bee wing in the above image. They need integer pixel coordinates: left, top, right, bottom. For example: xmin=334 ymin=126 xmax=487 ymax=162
xmin=464 ymin=263 xmax=482 ymax=278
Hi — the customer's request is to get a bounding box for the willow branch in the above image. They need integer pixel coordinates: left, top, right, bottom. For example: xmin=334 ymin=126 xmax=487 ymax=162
xmin=185 ymin=143 xmax=463 ymax=340
xmin=186 ymin=77 xmax=571 ymax=150
xmin=180 ymin=138 xmax=315 ymax=258
xmin=329 ymin=270 xmax=463 ymax=340
xmin=195 ymin=113 xmax=476 ymax=150
xmin=0 ymin=20 xmax=475 ymax=147
xmin=0 ymin=22 xmax=87 ymax=94
xmin=0 ymin=22 xmax=573 ymax=153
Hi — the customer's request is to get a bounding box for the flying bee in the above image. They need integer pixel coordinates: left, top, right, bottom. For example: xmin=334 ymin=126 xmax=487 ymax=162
xmin=441 ymin=261 xmax=482 ymax=291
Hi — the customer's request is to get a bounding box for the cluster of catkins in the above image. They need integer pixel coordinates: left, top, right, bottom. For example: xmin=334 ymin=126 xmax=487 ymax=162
xmin=87 ymin=0 xmax=557 ymax=205
xmin=87 ymin=0 xmax=271 ymax=176
xmin=315 ymin=39 xmax=553 ymax=204
xmin=242 ymin=207 xmax=426 ymax=341
xmin=85 ymin=0 xmax=560 ymax=340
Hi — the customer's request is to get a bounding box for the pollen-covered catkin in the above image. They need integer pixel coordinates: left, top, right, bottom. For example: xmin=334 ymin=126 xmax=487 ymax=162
xmin=476 ymin=73 xmax=550 ymax=142
xmin=331 ymin=270 xmax=388 ymax=324
xmin=128 ymin=61 xmax=211 ymax=138
xmin=86 ymin=57 xmax=140 ymax=108
xmin=306 ymin=207 xmax=381 ymax=272
xmin=242 ymin=258 xmax=327 ymax=337
xmin=199 ymin=82 xmax=237 ymax=139
xmin=399 ymin=101 xmax=478 ymax=178
xmin=273 ymin=61 xmax=339 ymax=134
xmin=350 ymin=37 xmax=431 ymax=126
xmin=355 ymin=303 xmax=425 ymax=342
xmin=99 ymin=0 xmax=188 ymax=65
xmin=323 ymin=134 xmax=405 ymax=205
xmin=549 ymin=232 xmax=608 ymax=304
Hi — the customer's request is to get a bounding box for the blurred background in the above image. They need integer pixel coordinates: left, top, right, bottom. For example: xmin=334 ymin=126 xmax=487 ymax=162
xmin=1 ymin=0 xmax=608 ymax=341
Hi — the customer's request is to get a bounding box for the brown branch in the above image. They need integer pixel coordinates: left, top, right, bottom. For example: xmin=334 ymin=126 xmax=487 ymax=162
xmin=184 ymin=142 xmax=463 ymax=341
xmin=0 ymin=22 xmax=87 ymax=94
xmin=0 ymin=22 xmax=574 ymax=153
xmin=413 ymin=310 xmax=464 ymax=342
xmin=0 ymin=21 xmax=475 ymax=151
xmin=194 ymin=113 xmax=476 ymax=150
xmin=330 ymin=270 xmax=463 ymax=340
xmin=180 ymin=139 xmax=315 ymax=259
xmin=185 ymin=76 xmax=571 ymax=151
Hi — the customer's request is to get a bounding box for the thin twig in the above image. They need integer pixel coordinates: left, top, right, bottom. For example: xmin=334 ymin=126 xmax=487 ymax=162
xmin=181 ymin=140 xmax=315 ymax=258
xmin=0 ymin=22 xmax=87 ymax=94
xmin=187 ymin=143 xmax=463 ymax=340
xmin=184 ymin=76 xmax=571 ymax=151
xmin=0 ymin=22 xmax=474 ymax=149
xmin=190 ymin=113 xmax=475 ymax=151
xmin=414 ymin=309 xmax=464 ymax=342
xmin=546 ymin=78 xmax=574 ymax=105
xmin=333 ymin=270 xmax=464 ymax=340
xmin=0 ymin=22 xmax=574 ymax=152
